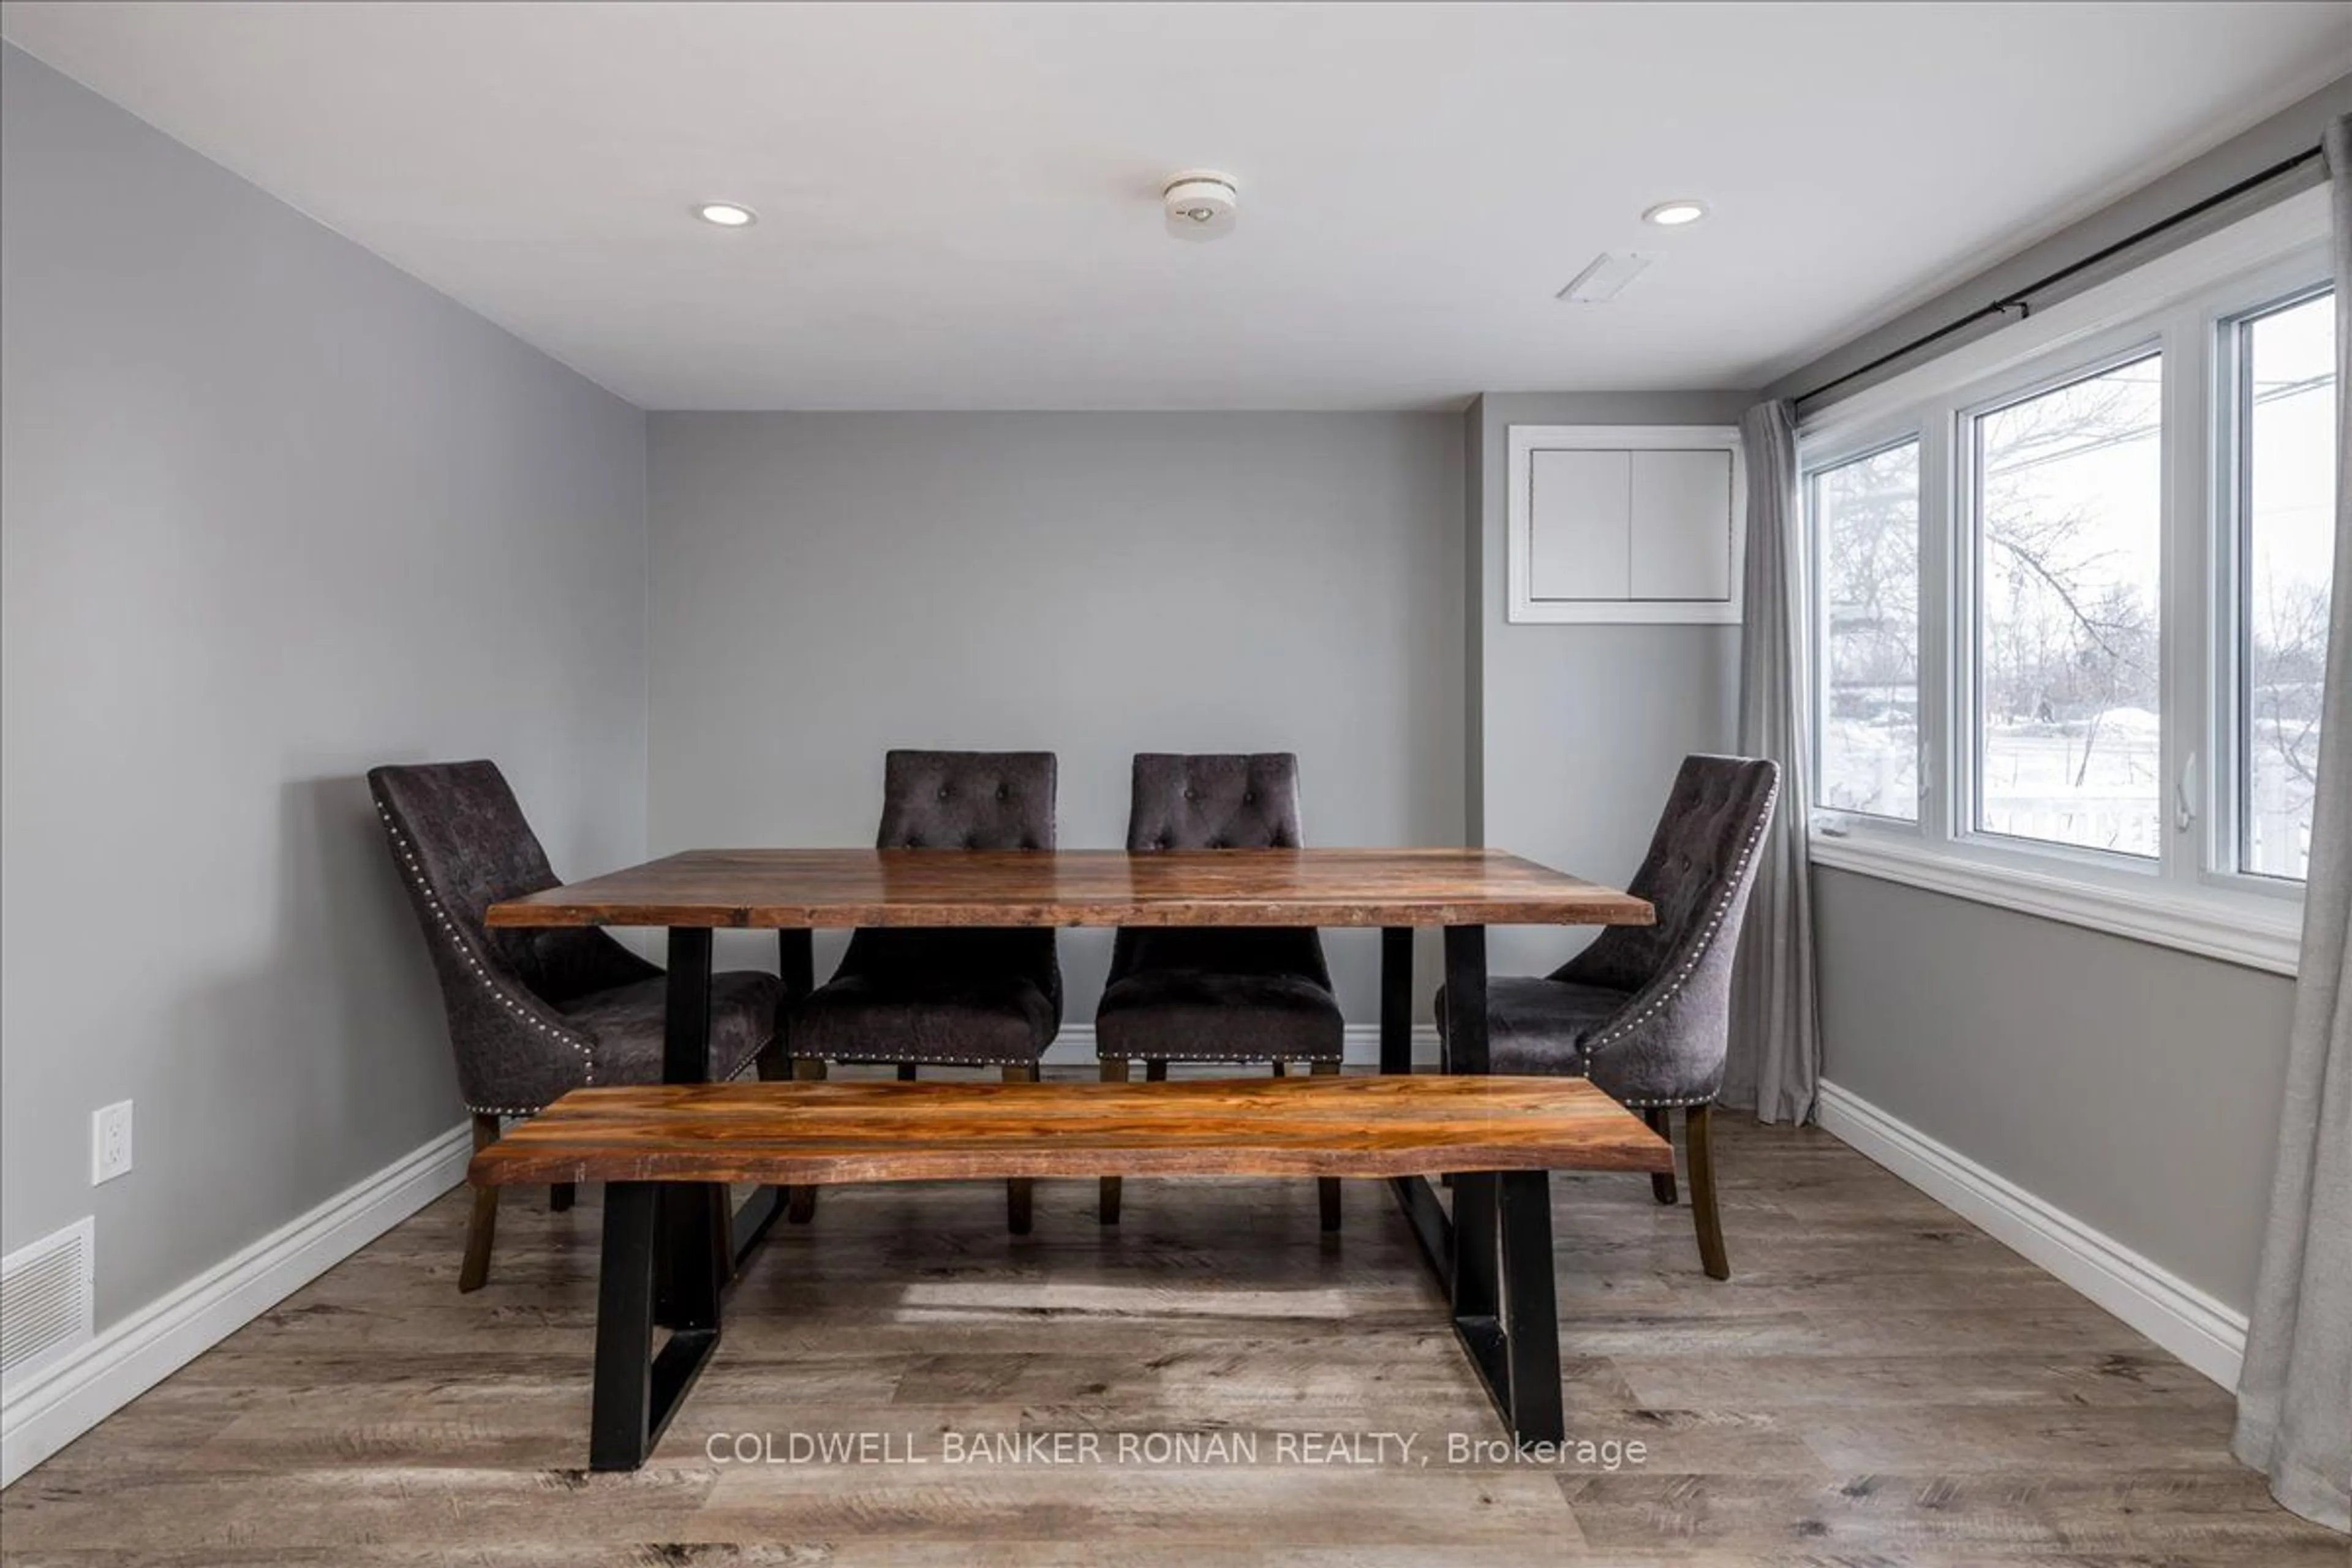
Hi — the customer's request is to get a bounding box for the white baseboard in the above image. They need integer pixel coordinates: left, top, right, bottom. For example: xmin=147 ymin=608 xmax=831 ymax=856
xmin=1815 ymin=1081 xmax=2248 ymax=1389
xmin=1041 ymin=1023 xmax=1441 ymax=1068
xmin=0 ymin=1122 xmax=473 ymax=1488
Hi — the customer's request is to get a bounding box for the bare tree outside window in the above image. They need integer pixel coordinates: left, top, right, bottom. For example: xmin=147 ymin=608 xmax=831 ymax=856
xmin=1972 ymin=355 xmax=2165 ymax=857
xmin=1815 ymin=442 xmax=1920 ymax=818
xmin=2239 ymin=291 xmax=2336 ymax=881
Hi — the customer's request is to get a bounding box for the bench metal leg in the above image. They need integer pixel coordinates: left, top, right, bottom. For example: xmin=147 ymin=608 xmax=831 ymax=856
xmin=1496 ymin=1169 xmax=1564 ymax=1445
xmin=592 ymin=1182 xmax=720 ymax=1471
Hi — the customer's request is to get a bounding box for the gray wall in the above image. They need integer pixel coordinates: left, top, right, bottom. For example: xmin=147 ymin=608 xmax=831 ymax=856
xmin=0 ymin=45 xmax=650 ymax=1327
xmin=1466 ymin=393 xmax=1751 ymax=978
xmin=646 ymin=412 xmax=1464 ymax=1022
xmin=1814 ymin=870 xmax=2294 ymax=1308
xmin=1766 ymin=86 xmax=2340 ymax=1317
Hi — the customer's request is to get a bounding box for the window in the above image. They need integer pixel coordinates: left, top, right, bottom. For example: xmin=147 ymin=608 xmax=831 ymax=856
xmin=2233 ymin=291 xmax=2336 ymax=881
xmin=1798 ymin=194 xmax=2332 ymax=976
xmin=1814 ymin=441 xmax=1920 ymax=820
xmin=1970 ymin=354 xmax=2165 ymax=857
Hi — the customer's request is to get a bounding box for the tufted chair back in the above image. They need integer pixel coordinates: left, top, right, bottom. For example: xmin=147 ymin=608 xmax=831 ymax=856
xmin=1112 ymin=752 xmax=1327 ymax=986
xmin=1560 ymin=755 xmax=1779 ymax=995
xmin=876 ymin=750 xmax=1056 ymax=851
xmin=841 ymin=750 xmax=1062 ymax=1015
xmin=1125 ymin=753 xmax=1303 ymax=851
xmin=368 ymin=760 xmax=660 ymax=1112
xmin=1556 ymin=753 xmax=1778 ymax=1104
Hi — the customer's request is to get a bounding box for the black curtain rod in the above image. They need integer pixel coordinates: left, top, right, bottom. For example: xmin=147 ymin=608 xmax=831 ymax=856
xmin=1791 ymin=144 xmax=2328 ymax=410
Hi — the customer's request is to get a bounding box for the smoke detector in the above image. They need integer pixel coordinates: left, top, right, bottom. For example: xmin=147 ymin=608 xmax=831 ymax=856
xmin=1163 ymin=170 xmax=1238 ymax=240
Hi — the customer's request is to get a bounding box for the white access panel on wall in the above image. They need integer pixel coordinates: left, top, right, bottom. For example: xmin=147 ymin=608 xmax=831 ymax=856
xmin=1526 ymin=450 xmax=1631 ymax=600
xmin=1507 ymin=425 xmax=1744 ymax=624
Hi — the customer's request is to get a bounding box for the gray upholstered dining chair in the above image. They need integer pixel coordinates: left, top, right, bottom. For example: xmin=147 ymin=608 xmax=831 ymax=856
xmin=786 ymin=750 xmax=1062 ymax=1232
xmin=1096 ymin=752 xmax=1345 ymax=1229
xmin=1439 ymin=753 xmax=1778 ymax=1280
xmin=369 ymin=760 xmax=785 ymax=1292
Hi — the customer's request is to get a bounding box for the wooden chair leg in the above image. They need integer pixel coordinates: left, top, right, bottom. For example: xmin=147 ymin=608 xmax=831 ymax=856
xmin=1145 ymin=1059 xmax=1168 ymax=1084
xmin=461 ymin=1114 xmax=501 ymax=1293
xmin=1686 ymin=1103 xmax=1729 ymax=1281
xmin=1642 ymin=1107 xmax=1679 ymax=1205
xmin=1098 ymin=1058 xmax=1131 ymax=1223
xmin=787 ymin=1060 xmax=826 ymax=1223
xmin=897 ymin=1063 xmax=919 ymax=1082
xmin=1004 ymin=1063 xmax=1038 ymax=1234
xmin=549 ymin=1182 xmax=575 ymax=1213
xmin=1311 ymin=1060 xmax=1342 ymax=1231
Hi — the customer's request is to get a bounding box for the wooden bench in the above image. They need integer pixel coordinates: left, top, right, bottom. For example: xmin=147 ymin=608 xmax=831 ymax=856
xmin=470 ymin=1074 xmax=1673 ymax=1470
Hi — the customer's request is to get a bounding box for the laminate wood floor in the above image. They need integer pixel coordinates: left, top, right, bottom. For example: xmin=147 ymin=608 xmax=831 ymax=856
xmin=3 ymin=1093 xmax=2335 ymax=1567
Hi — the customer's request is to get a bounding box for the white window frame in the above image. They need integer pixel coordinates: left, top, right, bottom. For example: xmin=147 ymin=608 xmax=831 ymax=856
xmin=2213 ymin=278 xmax=2339 ymax=894
xmin=1798 ymin=186 xmax=2329 ymax=976
xmin=1952 ymin=330 xmax=2169 ymax=875
xmin=1807 ymin=431 xmax=1928 ymax=827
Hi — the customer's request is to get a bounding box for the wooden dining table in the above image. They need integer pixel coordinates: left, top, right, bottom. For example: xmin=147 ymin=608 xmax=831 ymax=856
xmin=486 ymin=846 xmax=1653 ymax=1441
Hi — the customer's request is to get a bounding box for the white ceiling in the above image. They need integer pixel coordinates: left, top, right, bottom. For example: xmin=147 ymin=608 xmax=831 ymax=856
xmin=4 ymin=2 xmax=2344 ymax=410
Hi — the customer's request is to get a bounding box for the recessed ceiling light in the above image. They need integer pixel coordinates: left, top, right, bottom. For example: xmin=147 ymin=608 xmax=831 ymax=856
xmin=1642 ymin=199 xmax=1708 ymax=227
xmin=695 ymin=202 xmax=758 ymax=228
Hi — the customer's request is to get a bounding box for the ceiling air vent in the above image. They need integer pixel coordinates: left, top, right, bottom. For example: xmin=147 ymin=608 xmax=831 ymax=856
xmin=1558 ymin=252 xmax=1656 ymax=304
xmin=1 ymin=1217 xmax=94 ymax=1385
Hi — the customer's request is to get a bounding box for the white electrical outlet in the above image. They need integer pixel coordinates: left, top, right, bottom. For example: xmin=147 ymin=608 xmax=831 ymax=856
xmin=91 ymin=1101 xmax=133 ymax=1185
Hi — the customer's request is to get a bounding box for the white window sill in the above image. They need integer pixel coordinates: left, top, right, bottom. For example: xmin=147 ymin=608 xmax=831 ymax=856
xmin=1808 ymin=833 xmax=2302 ymax=978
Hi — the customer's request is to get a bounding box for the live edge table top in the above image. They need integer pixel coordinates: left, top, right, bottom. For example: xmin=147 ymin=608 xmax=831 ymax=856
xmin=484 ymin=847 xmax=1653 ymax=931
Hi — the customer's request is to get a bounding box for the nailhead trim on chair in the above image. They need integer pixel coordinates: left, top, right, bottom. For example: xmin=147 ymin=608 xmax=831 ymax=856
xmin=375 ymin=799 xmax=598 ymax=1090
xmin=797 ymin=1053 xmax=1050 ymax=1068
xmin=1094 ymin=1054 xmax=1344 ymax=1065
xmin=1577 ymin=779 xmax=1779 ymax=1069
xmin=468 ymin=1009 xmax=775 ymax=1117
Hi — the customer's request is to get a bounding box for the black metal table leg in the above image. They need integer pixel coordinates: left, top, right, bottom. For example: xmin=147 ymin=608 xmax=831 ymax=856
xmin=760 ymin=927 xmax=817 ymax=1226
xmin=1441 ymin=926 xmax=1501 ymax=1325
xmin=659 ymin=929 xmax=723 ymax=1332
xmin=1385 ymin=923 xmax=1564 ymax=1449
xmin=664 ymin=927 xmax=716 ymax=1084
xmin=777 ymin=928 xmax=814 ymax=1003
xmin=1439 ymin=924 xmax=1490 ymax=1076
xmin=1390 ymin=923 xmax=1492 ymax=1284
xmin=1379 ymin=925 xmax=1414 ymax=1076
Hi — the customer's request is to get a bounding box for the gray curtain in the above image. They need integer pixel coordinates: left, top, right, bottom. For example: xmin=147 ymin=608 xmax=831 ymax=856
xmin=1725 ymin=399 xmax=1823 ymax=1125
xmin=2233 ymin=111 xmax=2352 ymax=1537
